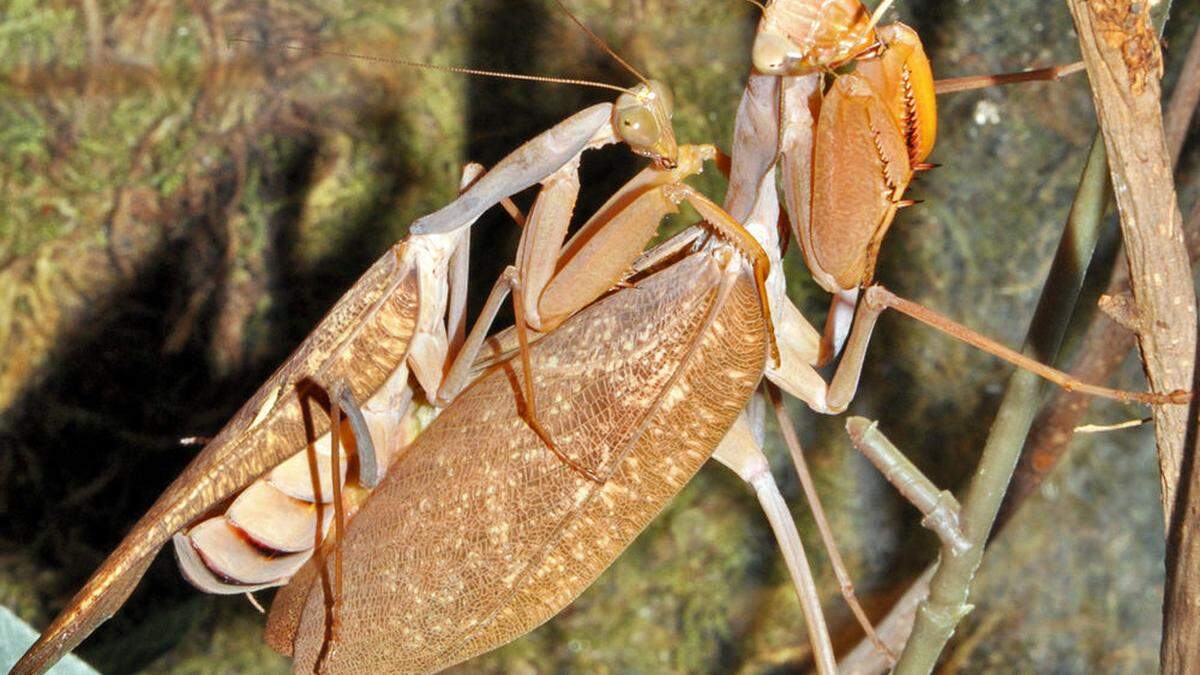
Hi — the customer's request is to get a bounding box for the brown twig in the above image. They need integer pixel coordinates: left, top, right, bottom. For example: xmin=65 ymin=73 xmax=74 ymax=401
xmin=1058 ymin=1 xmax=1197 ymax=670
xmin=1008 ymin=17 xmax=1200 ymax=516
xmin=1065 ymin=0 xmax=1195 ymax=523
xmin=1012 ymin=202 xmax=1200 ymax=512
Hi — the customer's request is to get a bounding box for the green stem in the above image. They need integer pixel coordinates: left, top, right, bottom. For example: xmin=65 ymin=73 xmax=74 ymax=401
xmin=846 ymin=417 xmax=968 ymax=554
xmin=893 ymin=134 xmax=1111 ymax=674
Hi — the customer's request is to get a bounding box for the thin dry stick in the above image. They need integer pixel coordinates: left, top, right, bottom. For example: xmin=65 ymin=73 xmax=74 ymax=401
xmin=933 ymin=61 xmax=1085 ymax=95
xmin=845 ymin=419 xmax=969 ymax=554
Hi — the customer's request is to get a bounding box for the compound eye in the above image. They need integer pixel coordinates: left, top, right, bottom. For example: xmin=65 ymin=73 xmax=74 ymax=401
xmin=615 ymin=106 xmax=662 ymax=152
xmin=752 ymin=32 xmax=792 ymax=75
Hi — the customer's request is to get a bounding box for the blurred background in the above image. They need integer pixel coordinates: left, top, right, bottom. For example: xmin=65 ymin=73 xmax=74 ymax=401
xmin=2 ymin=0 xmax=1199 ymax=671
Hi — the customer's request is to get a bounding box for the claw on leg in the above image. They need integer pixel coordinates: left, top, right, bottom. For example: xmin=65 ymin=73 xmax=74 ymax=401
xmin=508 ymin=270 xmax=603 ymax=484
xmin=332 ymin=382 xmax=380 ymax=488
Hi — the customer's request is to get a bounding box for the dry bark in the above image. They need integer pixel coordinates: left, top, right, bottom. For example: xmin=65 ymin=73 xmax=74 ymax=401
xmin=1064 ymin=1 xmax=1196 ymax=670
xmin=1065 ymin=0 xmax=1195 ymax=523
xmin=1010 ymin=17 xmax=1200 ymax=516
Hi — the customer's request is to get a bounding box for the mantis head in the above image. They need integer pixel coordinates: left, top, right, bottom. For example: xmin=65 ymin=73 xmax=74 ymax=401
xmin=614 ymin=79 xmax=679 ymax=169
xmin=751 ymin=0 xmax=878 ymax=76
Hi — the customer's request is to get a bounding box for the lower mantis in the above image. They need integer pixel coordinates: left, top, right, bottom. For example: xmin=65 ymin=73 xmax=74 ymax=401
xmin=262 ymin=164 xmax=791 ymax=674
xmin=9 ymin=7 xmax=808 ymax=670
xmin=9 ymin=87 xmax=731 ymax=673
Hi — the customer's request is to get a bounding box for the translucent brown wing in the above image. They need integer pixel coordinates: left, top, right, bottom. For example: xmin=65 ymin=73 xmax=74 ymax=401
xmin=276 ymin=250 xmax=767 ymax=673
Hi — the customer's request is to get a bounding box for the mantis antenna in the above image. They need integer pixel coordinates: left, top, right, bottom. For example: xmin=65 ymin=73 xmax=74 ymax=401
xmin=226 ymin=37 xmax=630 ymax=94
xmin=865 ymin=0 xmax=896 ymax=34
xmin=232 ymin=3 xmax=661 ymax=97
xmin=549 ymin=0 xmax=652 ymax=86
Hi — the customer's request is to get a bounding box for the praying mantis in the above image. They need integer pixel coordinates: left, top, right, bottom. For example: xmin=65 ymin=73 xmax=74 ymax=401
xmin=260 ymin=46 xmax=1180 ymax=672
xmin=9 ymin=1 xmax=1190 ymax=667
xmin=9 ymin=4 xmax=798 ymax=671
xmin=263 ymin=7 xmax=1181 ymax=672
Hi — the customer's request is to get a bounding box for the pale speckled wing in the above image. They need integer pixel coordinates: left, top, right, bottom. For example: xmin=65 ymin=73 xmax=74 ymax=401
xmin=13 ymin=243 xmax=424 ymax=675
xmin=282 ymin=251 xmax=767 ymax=673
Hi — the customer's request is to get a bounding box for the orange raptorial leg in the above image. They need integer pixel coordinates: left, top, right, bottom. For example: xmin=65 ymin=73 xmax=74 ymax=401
xmin=662 ymin=184 xmax=781 ymax=364
xmin=766 ymin=384 xmax=897 ymax=665
xmin=863 ymin=285 xmax=1191 ymax=405
xmin=508 ymin=273 xmax=605 ymax=484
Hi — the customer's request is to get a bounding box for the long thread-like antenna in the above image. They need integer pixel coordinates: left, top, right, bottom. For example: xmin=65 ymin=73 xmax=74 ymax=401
xmin=865 ymin=0 xmax=895 ymax=34
xmin=228 ymin=37 xmax=629 ymax=93
xmin=549 ymin=0 xmax=651 ymax=86
xmin=740 ymin=0 xmax=767 ymax=12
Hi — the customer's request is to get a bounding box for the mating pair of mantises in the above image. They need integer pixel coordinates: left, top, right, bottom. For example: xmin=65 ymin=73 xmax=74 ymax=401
xmin=13 ymin=0 xmax=1186 ymax=673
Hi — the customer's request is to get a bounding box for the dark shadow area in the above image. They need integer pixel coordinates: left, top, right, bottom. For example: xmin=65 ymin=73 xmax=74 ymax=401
xmin=0 ymin=83 xmax=423 ymax=673
xmin=461 ymin=0 xmax=643 ymax=327
xmin=902 ymin=0 xmax=958 ymax=67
